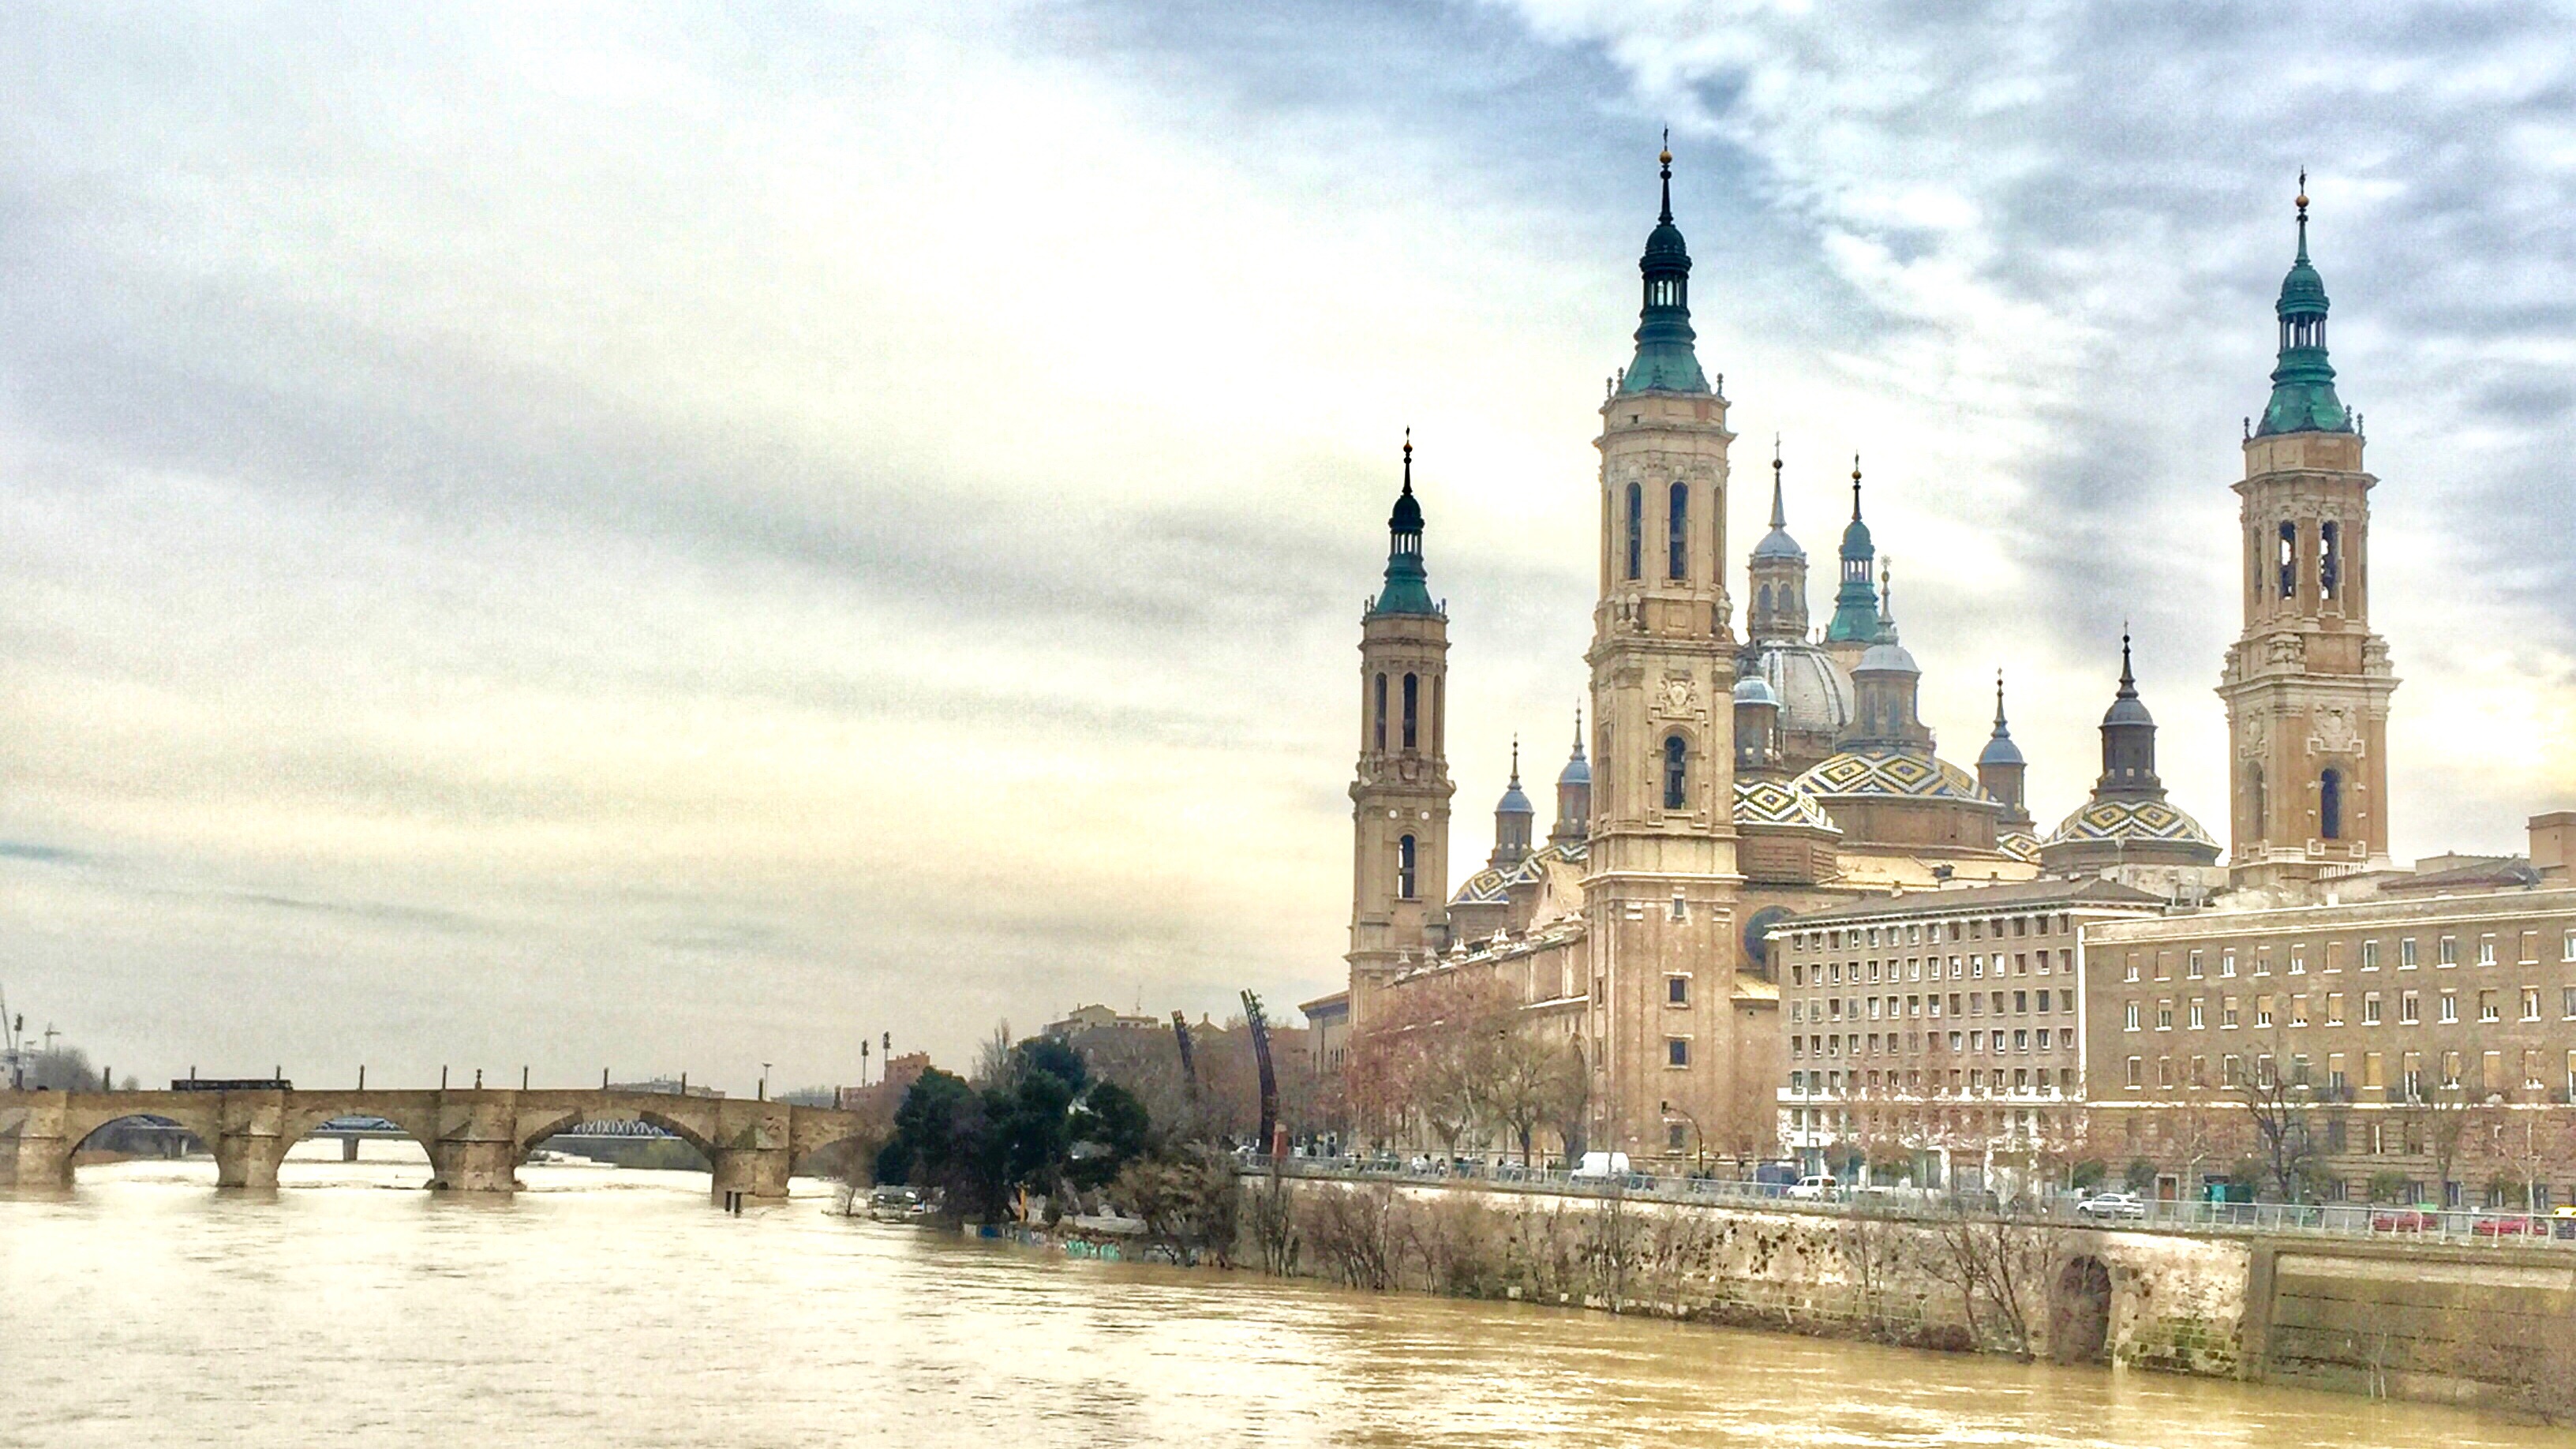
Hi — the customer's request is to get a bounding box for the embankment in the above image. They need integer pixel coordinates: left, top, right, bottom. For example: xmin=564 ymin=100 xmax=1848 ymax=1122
xmin=1235 ymin=1172 xmax=2576 ymax=1417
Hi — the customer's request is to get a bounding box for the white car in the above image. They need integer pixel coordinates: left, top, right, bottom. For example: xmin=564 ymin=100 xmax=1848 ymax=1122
xmin=1784 ymin=1174 xmax=1840 ymax=1200
xmin=2076 ymin=1191 xmax=2148 ymax=1220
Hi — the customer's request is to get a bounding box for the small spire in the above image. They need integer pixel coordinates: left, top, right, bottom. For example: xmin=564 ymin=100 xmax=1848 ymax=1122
xmin=1769 ymin=436 xmax=1787 ymax=530
xmin=1851 ymin=455 xmax=1863 ymax=520
xmin=1993 ymin=670 xmax=2009 ymax=732
xmin=1402 ymin=426 xmax=1413 ymax=494
xmin=2294 ymin=168 xmax=2311 ymax=264
xmin=1658 ymin=129 xmax=1673 ymax=225
xmin=1878 ymin=558 xmax=1893 ymax=622
xmin=1571 ymin=703 xmax=1585 ymax=759
xmin=1509 ymin=736 xmax=1522 ymax=787
xmin=2118 ymin=624 xmax=2137 ymax=695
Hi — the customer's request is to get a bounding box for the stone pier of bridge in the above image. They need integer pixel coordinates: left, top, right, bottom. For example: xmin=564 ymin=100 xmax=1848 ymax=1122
xmin=0 ymin=1088 xmax=873 ymax=1201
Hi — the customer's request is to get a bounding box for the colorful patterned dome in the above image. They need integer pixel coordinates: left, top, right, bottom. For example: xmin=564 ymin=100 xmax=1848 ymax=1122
xmin=1734 ymin=777 xmax=1839 ymax=832
xmin=1998 ymin=828 xmax=2042 ymax=863
xmin=1450 ymin=840 xmax=1587 ymax=907
xmin=1795 ymin=746 xmax=1990 ymax=803
xmin=2042 ymin=796 xmax=2218 ymax=851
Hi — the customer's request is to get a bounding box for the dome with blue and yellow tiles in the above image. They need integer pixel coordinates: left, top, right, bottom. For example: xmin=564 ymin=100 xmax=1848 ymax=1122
xmin=1793 ymin=744 xmax=1990 ymax=803
xmin=1734 ymin=776 xmax=1839 ymax=832
xmin=2042 ymin=796 xmax=2218 ymax=852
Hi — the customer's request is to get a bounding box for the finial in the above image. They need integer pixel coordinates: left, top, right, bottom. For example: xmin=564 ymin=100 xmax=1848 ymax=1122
xmin=1994 ymin=669 xmax=2009 ymax=730
xmin=2243 ymin=415 xmax=2252 ymax=441
xmin=1850 ymin=455 xmax=1863 ymax=520
xmin=1571 ymin=702 xmax=1585 ymax=759
xmin=1402 ymin=427 xmax=1413 ymax=492
xmin=1509 ymin=735 xmax=1522 ymax=786
xmin=1769 ymin=436 xmax=1787 ymax=531
xmin=2119 ymin=624 xmax=2136 ymax=691
xmin=2293 ymin=170 xmax=2311 ymax=264
xmin=1657 ymin=130 xmax=1674 ymax=225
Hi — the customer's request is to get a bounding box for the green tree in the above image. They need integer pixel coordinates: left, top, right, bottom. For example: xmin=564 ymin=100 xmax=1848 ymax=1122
xmin=876 ymin=1069 xmax=1006 ymax=1217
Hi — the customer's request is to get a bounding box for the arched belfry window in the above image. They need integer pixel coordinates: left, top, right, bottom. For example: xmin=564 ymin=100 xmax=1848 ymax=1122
xmin=2248 ymin=764 xmax=2267 ymax=837
xmin=1625 ymin=483 xmax=1643 ymax=581
xmin=1401 ymin=673 xmax=1419 ymax=751
xmin=2320 ymin=768 xmax=2343 ymax=841
xmin=2277 ymin=521 xmax=2297 ymax=603
xmin=1668 ymin=481 xmax=1690 ymax=580
xmin=1372 ymin=672 xmax=1387 ymax=752
xmin=1758 ymin=582 xmax=1773 ymax=616
xmin=1397 ymin=834 xmax=1417 ymax=899
xmin=2320 ymin=521 xmax=2341 ymax=603
xmin=1663 ymin=735 xmax=1689 ymax=811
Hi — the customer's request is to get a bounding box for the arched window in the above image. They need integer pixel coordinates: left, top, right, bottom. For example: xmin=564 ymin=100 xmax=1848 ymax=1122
xmin=1668 ymin=481 xmax=1690 ymax=579
xmin=1372 ymin=672 xmax=1387 ymax=752
xmin=1625 ymin=483 xmax=1643 ymax=580
xmin=2248 ymin=764 xmax=2267 ymax=837
xmin=2277 ymin=521 xmax=2297 ymax=603
xmin=1758 ymin=582 xmax=1773 ymax=616
xmin=1663 ymin=735 xmax=1689 ymax=811
xmin=2319 ymin=521 xmax=2341 ymax=602
xmin=1398 ymin=834 xmax=1417 ymax=899
xmin=2320 ymin=768 xmax=2343 ymax=841
xmin=1401 ymin=672 xmax=1419 ymax=751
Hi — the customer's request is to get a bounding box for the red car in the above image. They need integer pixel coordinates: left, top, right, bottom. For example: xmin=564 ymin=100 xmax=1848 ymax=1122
xmin=2473 ymin=1215 xmax=2544 ymax=1237
xmin=2372 ymin=1209 xmax=2438 ymax=1232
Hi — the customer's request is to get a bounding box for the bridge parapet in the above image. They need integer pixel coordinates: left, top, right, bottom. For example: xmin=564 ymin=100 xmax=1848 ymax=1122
xmin=0 ymin=1088 xmax=874 ymax=1201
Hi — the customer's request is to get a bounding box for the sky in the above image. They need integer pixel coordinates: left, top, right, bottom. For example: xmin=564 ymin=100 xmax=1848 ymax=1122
xmin=3 ymin=2 xmax=2573 ymax=1093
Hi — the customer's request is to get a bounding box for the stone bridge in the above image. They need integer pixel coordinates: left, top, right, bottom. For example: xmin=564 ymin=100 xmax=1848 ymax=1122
xmin=0 ymin=1088 xmax=875 ymax=1200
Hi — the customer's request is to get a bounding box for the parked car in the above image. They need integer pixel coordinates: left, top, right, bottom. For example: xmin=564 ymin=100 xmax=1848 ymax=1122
xmin=1784 ymin=1174 xmax=1840 ymax=1200
xmin=2473 ymin=1214 xmax=2545 ymax=1237
xmin=1570 ymin=1151 xmax=1633 ymax=1182
xmin=2554 ymin=1207 xmax=2576 ymax=1241
xmin=2074 ymin=1191 xmax=2147 ymax=1221
xmin=2371 ymin=1208 xmax=2439 ymax=1233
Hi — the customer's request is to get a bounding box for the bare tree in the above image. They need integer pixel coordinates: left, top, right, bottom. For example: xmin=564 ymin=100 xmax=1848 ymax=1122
xmin=2232 ymin=1051 xmax=2318 ymax=1201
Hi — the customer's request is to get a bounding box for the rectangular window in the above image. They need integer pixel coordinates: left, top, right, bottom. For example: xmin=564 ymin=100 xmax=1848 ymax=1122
xmin=2188 ymin=950 xmax=2205 ymax=979
xmin=2363 ymin=993 xmax=2381 ymax=1025
xmin=2126 ymin=1056 xmax=2143 ymax=1089
xmin=2402 ymin=937 xmax=2419 ymax=969
xmin=1666 ymin=975 xmax=1689 ymax=1005
xmin=2221 ymin=949 xmax=2237 ymax=979
xmin=2521 ymin=930 xmax=2539 ymax=964
xmin=2223 ymin=1054 xmax=2244 ymax=1087
xmin=2189 ymin=999 xmax=2206 ymax=1029
xmin=2157 ymin=1002 xmax=2174 ymax=1031
xmin=2256 ymin=996 xmax=2275 ymax=1028
xmin=2222 ymin=997 xmax=2240 ymax=1028
xmin=2326 ymin=941 xmax=2345 ymax=973
xmin=2290 ymin=995 xmax=2308 ymax=1027
xmin=2439 ymin=936 xmax=2458 ymax=967
xmin=2523 ymin=987 xmax=2541 ymax=1022
xmin=2480 ymin=990 xmax=2500 ymax=1023
xmin=2440 ymin=992 xmax=2459 ymax=1024
xmin=2399 ymin=991 xmax=2419 ymax=1024
xmin=2123 ymin=957 xmax=2140 ymax=983
xmin=2479 ymin=935 xmax=2497 ymax=966
xmin=2290 ymin=949 xmax=2307 ymax=975
xmin=2563 ymin=985 xmax=2576 ymax=1020
xmin=2363 ymin=1052 xmax=2383 ymax=1090
xmin=2564 ymin=930 xmax=2575 ymax=963
xmin=1666 ymin=1038 xmax=1690 ymax=1068
xmin=2324 ymin=994 xmax=2343 ymax=1026
xmin=2361 ymin=938 xmax=2380 ymax=971
xmin=2254 ymin=949 xmax=2272 ymax=977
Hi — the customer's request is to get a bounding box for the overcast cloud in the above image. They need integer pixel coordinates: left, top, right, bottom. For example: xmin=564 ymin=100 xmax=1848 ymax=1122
xmin=2 ymin=2 xmax=2570 ymax=1090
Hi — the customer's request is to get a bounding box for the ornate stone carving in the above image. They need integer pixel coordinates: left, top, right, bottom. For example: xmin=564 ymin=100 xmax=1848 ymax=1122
xmin=2310 ymin=706 xmax=2359 ymax=756
xmin=2241 ymin=716 xmax=2268 ymax=759
xmin=2266 ymin=633 xmax=2305 ymax=668
xmin=1657 ymin=672 xmax=1699 ymax=719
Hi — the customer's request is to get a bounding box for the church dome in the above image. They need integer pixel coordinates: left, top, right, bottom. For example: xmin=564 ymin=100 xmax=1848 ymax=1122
xmin=1977 ymin=731 xmax=2024 ymax=768
xmin=1998 ymin=828 xmax=2041 ymax=863
xmin=2043 ymin=796 xmax=2218 ymax=852
xmin=1742 ymin=642 xmax=1852 ymax=739
xmin=1752 ymin=526 xmax=1804 ymax=561
xmin=1557 ymin=751 xmax=1590 ymax=788
xmin=1732 ymin=676 xmax=1779 ymax=707
xmin=1496 ymin=780 xmax=1534 ymax=816
xmin=1734 ymin=776 xmax=1838 ymax=832
xmin=1856 ymin=641 xmax=1919 ymax=676
xmin=1795 ymin=746 xmax=1990 ymax=803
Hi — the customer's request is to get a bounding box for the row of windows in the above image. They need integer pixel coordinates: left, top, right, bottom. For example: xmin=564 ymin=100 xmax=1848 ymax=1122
xmin=1623 ymin=481 xmax=1694 ymax=582
xmin=1368 ymin=671 xmax=1432 ymax=753
xmin=1792 ymin=1028 xmax=2075 ymax=1058
xmin=1793 ymin=989 xmax=2071 ymax=1024
xmin=2125 ymin=986 xmax=2571 ymax=1032
xmin=1792 ymin=949 xmax=2062 ymax=987
xmin=2123 ymin=1047 xmax=2573 ymax=1099
xmin=1787 ymin=1068 xmax=2076 ymax=1099
xmin=1788 ymin=915 xmax=2070 ymax=953
xmin=2121 ymin=930 xmax=2576 ymax=982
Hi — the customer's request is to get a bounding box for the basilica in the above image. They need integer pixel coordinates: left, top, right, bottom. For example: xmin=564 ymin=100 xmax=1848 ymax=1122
xmin=1303 ymin=151 xmax=2385 ymax=1165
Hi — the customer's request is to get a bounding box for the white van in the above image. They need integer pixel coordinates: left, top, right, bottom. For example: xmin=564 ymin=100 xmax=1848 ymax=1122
xmin=1570 ymin=1151 xmax=1632 ymax=1181
xmin=1785 ymin=1174 xmax=1840 ymax=1200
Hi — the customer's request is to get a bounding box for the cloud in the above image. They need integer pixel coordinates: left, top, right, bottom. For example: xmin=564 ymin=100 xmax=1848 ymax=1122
xmin=2 ymin=1 xmax=2570 ymax=1085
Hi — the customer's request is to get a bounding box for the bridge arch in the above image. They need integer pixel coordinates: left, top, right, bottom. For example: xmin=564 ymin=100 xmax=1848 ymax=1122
xmin=2050 ymin=1254 xmax=2114 ymax=1364
xmin=515 ymin=1106 xmax=719 ymax=1168
xmin=789 ymin=1117 xmax=882 ymax=1180
xmin=270 ymin=1102 xmax=440 ymax=1182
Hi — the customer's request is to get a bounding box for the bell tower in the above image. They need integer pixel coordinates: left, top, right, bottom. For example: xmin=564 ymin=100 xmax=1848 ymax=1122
xmin=1348 ymin=435 xmax=1454 ymax=1028
xmin=2219 ymin=178 xmax=2397 ymax=887
xmin=1582 ymin=140 xmax=1744 ymax=1160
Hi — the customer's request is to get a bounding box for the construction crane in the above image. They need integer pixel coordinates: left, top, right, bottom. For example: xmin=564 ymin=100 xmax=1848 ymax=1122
xmin=0 ymin=983 xmax=25 ymax=1089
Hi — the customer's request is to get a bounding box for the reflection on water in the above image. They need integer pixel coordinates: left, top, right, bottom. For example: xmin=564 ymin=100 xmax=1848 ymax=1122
xmin=1 ymin=1160 xmax=2565 ymax=1448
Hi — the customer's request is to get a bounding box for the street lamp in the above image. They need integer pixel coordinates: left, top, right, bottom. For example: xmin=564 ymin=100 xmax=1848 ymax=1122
xmin=1659 ymin=1099 xmax=1705 ymax=1177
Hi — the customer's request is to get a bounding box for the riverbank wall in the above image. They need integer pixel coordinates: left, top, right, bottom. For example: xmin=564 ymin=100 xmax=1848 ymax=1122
xmin=1235 ymin=1173 xmax=2576 ymax=1417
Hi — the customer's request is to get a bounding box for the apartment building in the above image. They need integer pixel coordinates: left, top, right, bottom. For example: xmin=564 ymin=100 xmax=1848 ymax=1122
xmin=1770 ymin=878 xmax=2165 ymax=1187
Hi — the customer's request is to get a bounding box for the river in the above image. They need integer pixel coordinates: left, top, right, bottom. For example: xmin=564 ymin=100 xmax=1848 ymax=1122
xmin=2 ymin=1150 xmax=2567 ymax=1447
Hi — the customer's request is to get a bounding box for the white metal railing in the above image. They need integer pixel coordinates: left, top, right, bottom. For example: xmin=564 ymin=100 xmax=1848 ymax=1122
xmin=1240 ymin=1155 xmax=2576 ymax=1248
